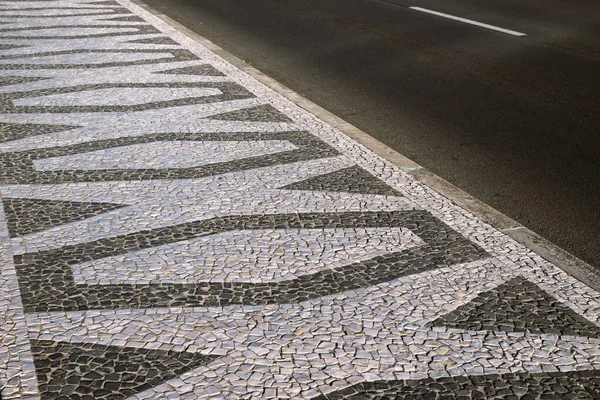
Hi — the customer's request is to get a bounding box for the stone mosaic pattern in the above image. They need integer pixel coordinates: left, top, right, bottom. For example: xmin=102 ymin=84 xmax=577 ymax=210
xmin=2 ymin=197 xmax=124 ymax=236
xmin=282 ymin=165 xmax=402 ymax=196
xmin=0 ymin=0 xmax=599 ymax=399
xmin=430 ymin=277 xmax=600 ymax=339
xmin=0 ymin=122 xmax=77 ymax=143
xmin=32 ymin=340 xmax=216 ymax=400
xmin=314 ymin=370 xmax=600 ymax=399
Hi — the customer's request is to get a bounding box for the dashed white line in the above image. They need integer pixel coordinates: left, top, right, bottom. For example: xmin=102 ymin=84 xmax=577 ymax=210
xmin=410 ymin=6 xmax=526 ymax=37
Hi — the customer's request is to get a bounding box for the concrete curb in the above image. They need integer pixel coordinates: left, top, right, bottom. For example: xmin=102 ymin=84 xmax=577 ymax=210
xmin=133 ymin=0 xmax=600 ymax=293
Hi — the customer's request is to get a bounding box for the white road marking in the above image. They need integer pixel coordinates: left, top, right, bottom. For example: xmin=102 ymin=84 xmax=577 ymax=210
xmin=410 ymin=7 xmax=526 ymax=36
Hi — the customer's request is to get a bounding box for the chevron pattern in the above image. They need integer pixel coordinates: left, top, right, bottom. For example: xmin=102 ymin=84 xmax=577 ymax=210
xmin=0 ymin=0 xmax=599 ymax=398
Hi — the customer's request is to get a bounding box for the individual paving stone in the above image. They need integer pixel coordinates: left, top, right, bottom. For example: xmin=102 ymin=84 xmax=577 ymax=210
xmin=282 ymin=165 xmax=402 ymax=196
xmin=2 ymin=197 xmax=125 ymax=237
xmin=206 ymin=104 xmax=293 ymax=123
xmin=125 ymin=36 xmax=179 ymax=45
xmin=14 ymin=210 xmax=488 ymax=312
xmin=0 ymin=122 xmax=79 ymax=143
xmin=430 ymin=276 xmax=600 ymax=338
xmin=155 ymin=64 xmax=225 ymax=76
xmin=0 ymin=76 xmax=49 ymax=87
xmin=313 ymin=369 xmax=600 ymax=399
xmin=0 ymin=131 xmax=338 ymax=184
xmin=31 ymin=339 xmax=217 ymax=400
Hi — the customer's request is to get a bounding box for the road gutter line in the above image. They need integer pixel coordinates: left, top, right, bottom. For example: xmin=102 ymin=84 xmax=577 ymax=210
xmin=410 ymin=6 xmax=526 ymax=36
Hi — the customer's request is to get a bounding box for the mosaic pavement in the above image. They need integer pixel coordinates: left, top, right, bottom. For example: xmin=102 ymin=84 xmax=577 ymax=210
xmin=0 ymin=0 xmax=599 ymax=399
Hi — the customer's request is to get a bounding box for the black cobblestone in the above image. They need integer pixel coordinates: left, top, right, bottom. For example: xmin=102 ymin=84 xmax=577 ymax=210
xmin=31 ymin=339 xmax=217 ymax=399
xmin=430 ymin=277 xmax=600 ymax=338
xmin=282 ymin=165 xmax=402 ymax=196
xmin=2 ymin=197 xmax=124 ymax=237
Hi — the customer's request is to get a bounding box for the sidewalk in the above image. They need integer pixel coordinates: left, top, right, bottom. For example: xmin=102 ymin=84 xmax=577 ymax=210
xmin=0 ymin=0 xmax=599 ymax=398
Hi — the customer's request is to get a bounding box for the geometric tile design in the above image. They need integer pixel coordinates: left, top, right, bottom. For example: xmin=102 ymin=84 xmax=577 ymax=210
xmin=0 ymin=51 xmax=171 ymax=68
xmin=0 ymin=132 xmax=339 ymax=184
xmin=312 ymin=370 xmax=600 ymax=399
xmin=0 ymin=122 xmax=78 ymax=143
xmin=155 ymin=64 xmax=225 ymax=76
xmin=206 ymin=104 xmax=293 ymax=122
xmin=126 ymin=36 xmax=180 ymax=45
xmin=14 ymin=210 xmax=488 ymax=312
xmin=100 ymin=15 xmax=145 ymax=22
xmin=70 ymin=227 xmax=424 ymax=284
xmin=0 ymin=48 xmax=198 ymax=69
xmin=430 ymin=277 xmax=600 ymax=338
xmin=32 ymin=140 xmax=298 ymax=171
xmin=88 ymin=1 xmax=121 ymax=5
xmin=31 ymin=340 xmax=217 ymax=399
xmin=1 ymin=197 xmax=124 ymax=237
xmin=16 ymin=9 xmax=132 ymax=19
xmin=0 ymin=82 xmax=253 ymax=113
xmin=282 ymin=165 xmax=402 ymax=195
xmin=0 ymin=24 xmax=161 ymax=40
xmin=0 ymin=0 xmax=599 ymax=397
xmin=0 ymin=43 xmax=27 ymax=50
xmin=17 ymin=87 xmax=223 ymax=107
xmin=0 ymin=76 xmax=48 ymax=87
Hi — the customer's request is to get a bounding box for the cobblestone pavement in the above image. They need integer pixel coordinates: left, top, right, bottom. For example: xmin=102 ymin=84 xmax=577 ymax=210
xmin=0 ymin=0 xmax=600 ymax=399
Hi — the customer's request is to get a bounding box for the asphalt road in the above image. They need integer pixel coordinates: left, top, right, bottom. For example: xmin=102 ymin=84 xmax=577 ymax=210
xmin=142 ymin=0 xmax=600 ymax=268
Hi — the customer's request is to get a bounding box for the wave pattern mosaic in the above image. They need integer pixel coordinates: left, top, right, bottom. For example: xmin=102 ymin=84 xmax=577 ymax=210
xmin=0 ymin=0 xmax=599 ymax=398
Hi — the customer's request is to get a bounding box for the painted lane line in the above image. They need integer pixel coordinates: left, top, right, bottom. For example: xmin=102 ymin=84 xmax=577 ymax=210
xmin=410 ymin=7 xmax=526 ymax=37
